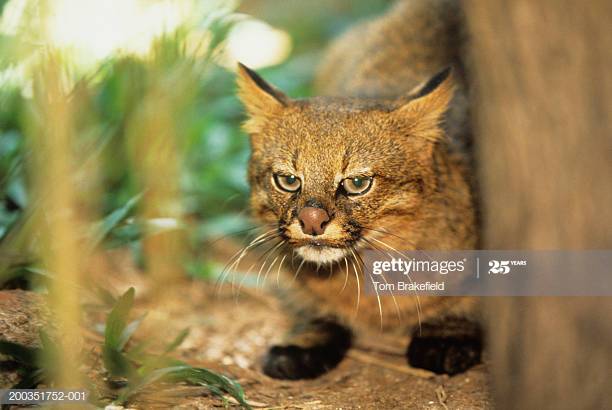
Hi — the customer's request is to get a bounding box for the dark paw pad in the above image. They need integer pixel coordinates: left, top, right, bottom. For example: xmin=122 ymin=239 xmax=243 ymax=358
xmin=262 ymin=344 xmax=345 ymax=380
xmin=407 ymin=336 xmax=481 ymax=375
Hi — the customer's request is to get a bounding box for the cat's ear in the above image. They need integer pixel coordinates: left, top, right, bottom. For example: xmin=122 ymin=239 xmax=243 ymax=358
xmin=392 ymin=67 xmax=454 ymax=141
xmin=236 ymin=63 xmax=288 ymax=132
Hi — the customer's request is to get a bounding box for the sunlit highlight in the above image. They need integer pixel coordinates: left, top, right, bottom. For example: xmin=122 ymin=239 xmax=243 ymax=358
xmin=224 ymin=18 xmax=292 ymax=69
xmin=46 ymin=0 xmax=192 ymax=61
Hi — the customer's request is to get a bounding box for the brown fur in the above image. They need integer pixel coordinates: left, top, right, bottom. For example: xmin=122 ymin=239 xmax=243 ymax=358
xmin=237 ymin=0 xmax=480 ymax=379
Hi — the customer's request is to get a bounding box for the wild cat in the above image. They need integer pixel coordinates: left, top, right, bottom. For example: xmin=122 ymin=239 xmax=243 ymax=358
xmin=234 ymin=0 xmax=481 ymax=379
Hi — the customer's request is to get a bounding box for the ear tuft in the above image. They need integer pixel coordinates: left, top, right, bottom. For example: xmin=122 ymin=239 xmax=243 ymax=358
xmin=412 ymin=66 xmax=452 ymax=99
xmin=393 ymin=67 xmax=455 ymax=141
xmin=236 ymin=63 xmax=288 ymax=130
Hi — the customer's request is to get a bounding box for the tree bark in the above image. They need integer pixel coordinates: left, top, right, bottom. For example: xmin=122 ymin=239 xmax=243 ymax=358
xmin=466 ymin=1 xmax=612 ymax=408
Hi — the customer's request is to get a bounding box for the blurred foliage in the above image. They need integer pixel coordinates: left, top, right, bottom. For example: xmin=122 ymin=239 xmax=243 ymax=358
xmin=0 ymin=0 xmax=387 ymax=286
xmin=0 ymin=0 xmax=387 ymax=406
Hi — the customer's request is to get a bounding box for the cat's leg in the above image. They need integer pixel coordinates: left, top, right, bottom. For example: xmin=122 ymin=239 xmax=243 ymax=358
xmin=263 ymin=316 xmax=352 ymax=379
xmin=406 ymin=317 xmax=482 ymax=375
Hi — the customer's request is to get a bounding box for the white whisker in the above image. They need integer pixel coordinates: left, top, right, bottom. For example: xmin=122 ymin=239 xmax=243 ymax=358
xmin=340 ymin=256 xmax=349 ymax=293
xmin=216 ymin=228 xmax=278 ymax=294
xmin=276 ymin=254 xmax=287 ymax=288
xmin=365 ymin=235 xmax=421 ymax=331
xmin=256 ymin=240 xmax=285 ymax=288
xmin=360 ymin=237 xmax=403 ymax=323
xmin=292 ymin=258 xmax=306 ymax=282
xmin=348 ymin=248 xmax=361 ymax=318
xmin=352 ymin=247 xmax=383 ymax=329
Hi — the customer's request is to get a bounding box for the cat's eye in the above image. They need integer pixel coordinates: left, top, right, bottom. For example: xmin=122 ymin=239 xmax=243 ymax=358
xmin=273 ymin=174 xmax=301 ymax=192
xmin=342 ymin=176 xmax=373 ymax=195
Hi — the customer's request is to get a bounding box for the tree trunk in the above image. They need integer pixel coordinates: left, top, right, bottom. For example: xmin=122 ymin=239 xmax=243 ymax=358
xmin=466 ymin=1 xmax=612 ymax=408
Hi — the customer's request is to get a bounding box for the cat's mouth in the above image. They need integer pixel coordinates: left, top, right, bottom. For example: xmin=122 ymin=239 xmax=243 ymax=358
xmin=294 ymin=243 xmax=350 ymax=264
xmin=281 ymin=219 xmax=360 ymax=264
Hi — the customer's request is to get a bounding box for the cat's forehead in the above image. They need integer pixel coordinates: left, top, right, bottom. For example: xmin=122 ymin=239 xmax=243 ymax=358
xmin=263 ymin=108 xmax=400 ymax=176
xmin=254 ymin=96 xmax=410 ymax=178
xmin=290 ymin=97 xmax=396 ymax=127
xmin=275 ymin=98 xmax=393 ymax=142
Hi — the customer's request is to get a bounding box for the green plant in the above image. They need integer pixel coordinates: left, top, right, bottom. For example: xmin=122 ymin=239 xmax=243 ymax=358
xmin=102 ymin=287 xmax=251 ymax=408
xmin=0 ymin=287 xmax=251 ymax=409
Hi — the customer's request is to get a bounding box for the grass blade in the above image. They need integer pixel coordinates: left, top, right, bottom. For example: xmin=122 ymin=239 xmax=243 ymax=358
xmin=103 ymin=287 xmax=136 ymax=377
xmin=163 ymin=328 xmax=189 ymax=354
xmin=105 ymin=287 xmax=135 ymax=349
xmin=90 ymin=194 xmax=142 ymax=247
xmin=167 ymin=366 xmax=250 ymax=409
xmin=119 ymin=313 xmax=147 ymax=350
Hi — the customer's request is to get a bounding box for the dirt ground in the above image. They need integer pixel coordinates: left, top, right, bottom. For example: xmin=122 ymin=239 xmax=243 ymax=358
xmin=137 ymin=283 xmax=491 ymax=409
xmin=0 ymin=250 xmax=492 ymax=409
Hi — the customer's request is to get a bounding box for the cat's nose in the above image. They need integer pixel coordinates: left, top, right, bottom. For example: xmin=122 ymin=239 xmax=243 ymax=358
xmin=298 ymin=207 xmax=330 ymax=236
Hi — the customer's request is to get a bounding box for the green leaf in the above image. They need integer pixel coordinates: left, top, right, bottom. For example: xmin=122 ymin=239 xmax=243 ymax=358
xmin=119 ymin=313 xmax=147 ymax=350
xmin=24 ymin=266 xmax=53 ymax=279
xmin=36 ymin=330 xmax=62 ymax=376
xmin=163 ymin=328 xmax=189 ymax=354
xmin=91 ymin=194 xmax=142 ymax=247
xmin=38 ymin=330 xmax=58 ymax=359
xmin=115 ymin=365 xmax=185 ymax=404
xmin=95 ymin=286 xmax=118 ymax=307
xmin=106 ymin=223 xmax=142 ymax=248
xmin=123 ymin=339 xmax=153 ymax=363
xmin=102 ymin=345 xmax=133 ymax=378
xmin=105 ymin=287 xmax=135 ymax=349
xmin=0 ymin=0 xmax=10 ymax=15
xmin=103 ymin=287 xmax=137 ymax=377
xmin=167 ymin=366 xmax=250 ymax=409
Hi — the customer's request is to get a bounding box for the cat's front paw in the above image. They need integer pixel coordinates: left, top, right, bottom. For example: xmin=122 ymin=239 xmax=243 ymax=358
xmin=262 ymin=344 xmax=345 ymax=380
xmin=407 ymin=335 xmax=482 ymax=375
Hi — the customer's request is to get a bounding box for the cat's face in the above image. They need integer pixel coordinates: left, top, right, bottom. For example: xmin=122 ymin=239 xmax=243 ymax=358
xmin=237 ymin=64 xmax=452 ymax=264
